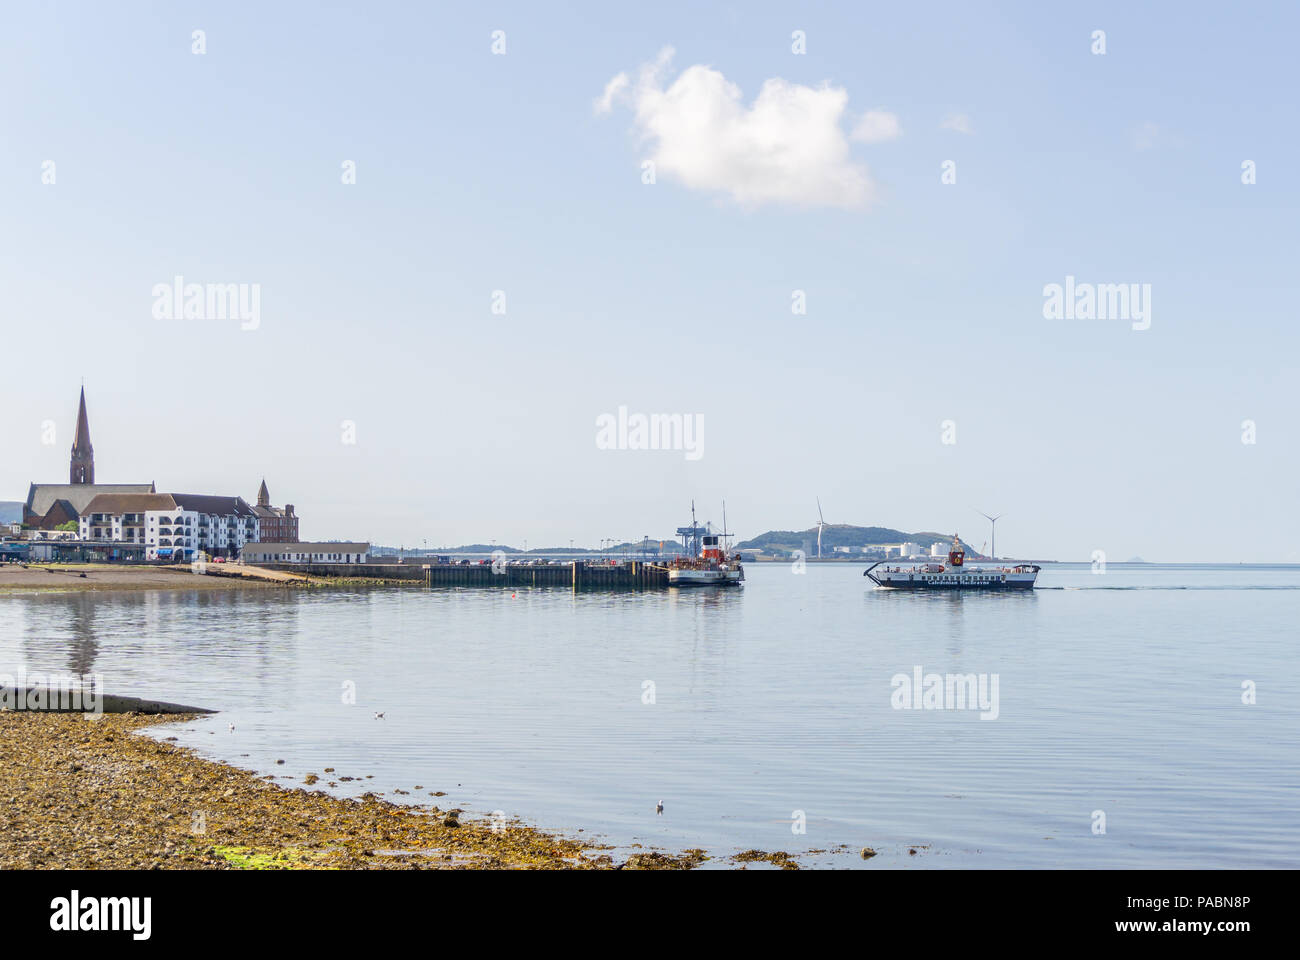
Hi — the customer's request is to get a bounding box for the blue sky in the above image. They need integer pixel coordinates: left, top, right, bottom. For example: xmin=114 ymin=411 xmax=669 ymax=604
xmin=1 ymin=1 xmax=1296 ymax=560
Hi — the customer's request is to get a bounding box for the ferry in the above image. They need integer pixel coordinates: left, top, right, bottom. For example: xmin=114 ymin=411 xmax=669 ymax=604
xmin=864 ymin=534 xmax=1039 ymax=590
xmin=666 ymin=503 xmax=745 ymax=587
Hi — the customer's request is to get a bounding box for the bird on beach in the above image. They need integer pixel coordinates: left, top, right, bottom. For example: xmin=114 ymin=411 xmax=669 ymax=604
xmin=373 ymin=711 xmax=385 ymax=719
xmin=656 ymin=800 xmax=663 ymax=815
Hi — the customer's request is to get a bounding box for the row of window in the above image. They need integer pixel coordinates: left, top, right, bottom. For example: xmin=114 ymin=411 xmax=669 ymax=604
xmin=252 ymin=553 xmax=363 ymax=562
xmin=918 ymin=575 xmax=1004 ymax=582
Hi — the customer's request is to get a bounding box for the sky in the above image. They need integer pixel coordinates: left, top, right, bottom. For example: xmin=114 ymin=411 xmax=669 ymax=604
xmin=1 ymin=1 xmax=1297 ymax=561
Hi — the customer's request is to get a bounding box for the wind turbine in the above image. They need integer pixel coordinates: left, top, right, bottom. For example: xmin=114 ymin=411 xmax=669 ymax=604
xmin=975 ymin=510 xmax=1003 ymax=560
xmin=816 ymin=497 xmax=827 ymax=559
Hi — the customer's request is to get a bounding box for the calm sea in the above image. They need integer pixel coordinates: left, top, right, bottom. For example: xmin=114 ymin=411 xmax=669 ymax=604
xmin=3 ymin=562 xmax=1297 ymax=868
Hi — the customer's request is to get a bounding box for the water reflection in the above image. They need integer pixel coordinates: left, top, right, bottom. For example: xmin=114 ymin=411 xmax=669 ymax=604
xmin=0 ymin=568 xmax=1296 ymax=868
xmin=8 ymin=589 xmax=305 ymax=698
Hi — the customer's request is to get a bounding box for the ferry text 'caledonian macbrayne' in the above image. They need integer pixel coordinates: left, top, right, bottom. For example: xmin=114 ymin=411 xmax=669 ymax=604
xmin=864 ymin=534 xmax=1040 ymax=590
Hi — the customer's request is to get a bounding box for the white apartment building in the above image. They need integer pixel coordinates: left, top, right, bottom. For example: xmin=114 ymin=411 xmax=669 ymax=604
xmin=79 ymin=494 xmax=168 ymax=546
xmin=147 ymin=494 xmax=260 ymax=561
xmin=80 ymin=492 xmax=260 ymax=560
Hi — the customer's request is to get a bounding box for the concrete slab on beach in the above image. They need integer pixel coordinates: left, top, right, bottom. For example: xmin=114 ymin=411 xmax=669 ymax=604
xmin=0 ymin=563 xmax=307 ymax=593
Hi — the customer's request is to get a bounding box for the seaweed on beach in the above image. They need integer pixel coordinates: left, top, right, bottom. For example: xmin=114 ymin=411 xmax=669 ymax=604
xmin=0 ymin=713 xmax=703 ymax=871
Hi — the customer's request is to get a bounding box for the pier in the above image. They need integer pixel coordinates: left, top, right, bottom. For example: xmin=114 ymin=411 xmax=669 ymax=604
xmin=257 ymin=560 xmax=670 ymax=590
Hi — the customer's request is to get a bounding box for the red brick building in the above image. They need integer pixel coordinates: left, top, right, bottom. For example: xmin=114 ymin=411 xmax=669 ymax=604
xmin=252 ymin=479 xmax=299 ymax=542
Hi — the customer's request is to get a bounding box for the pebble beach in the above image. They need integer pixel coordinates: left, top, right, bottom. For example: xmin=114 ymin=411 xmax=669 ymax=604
xmin=0 ymin=712 xmax=705 ymax=870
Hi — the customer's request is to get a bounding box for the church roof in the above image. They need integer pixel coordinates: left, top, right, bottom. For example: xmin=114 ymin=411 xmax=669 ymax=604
xmin=25 ymin=482 xmax=156 ymax=518
xmin=36 ymin=499 xmax=79 ymax=529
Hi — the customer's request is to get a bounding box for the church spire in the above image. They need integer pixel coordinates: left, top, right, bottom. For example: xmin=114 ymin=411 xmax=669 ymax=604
xmin=257 ymin=478 xmax=270 ymax=507
xmin=69 ymin=385 xmax=94 ymax=484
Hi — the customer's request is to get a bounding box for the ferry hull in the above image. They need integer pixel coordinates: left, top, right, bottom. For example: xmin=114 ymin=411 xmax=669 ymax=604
xmin=869 ymin=578 xmax=1036 ymax=591
xmin=667 ymin=568 xmax=744 ymax=587
xmin=864 ymin=559 xmax=1040 ymax=591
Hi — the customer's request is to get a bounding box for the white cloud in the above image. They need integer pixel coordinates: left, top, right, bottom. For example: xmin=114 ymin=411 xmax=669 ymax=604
xmin=850 ymin=109 xmax=902 ymax=144
xmin=940 ymin=113 xmax=974 ymax=135
xmin=596 ymin=47 xmax=879 ymax=209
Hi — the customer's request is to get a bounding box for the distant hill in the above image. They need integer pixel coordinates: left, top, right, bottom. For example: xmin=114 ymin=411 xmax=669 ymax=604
xmin=736 ymin=524 xmax=980 ymax=557
xmin=371 ymin=540 xmax=690 ymax=556
xmin=369 ymin=526 xmax=983 ymax=559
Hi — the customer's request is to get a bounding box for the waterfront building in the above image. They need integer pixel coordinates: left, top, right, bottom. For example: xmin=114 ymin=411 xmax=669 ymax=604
xmin=21 ymin=540 xmax=147 ymax=563
xmin=78 ymin=493 xmax=169 ymax=545
xmin=15 ymin=388 xmax=321 ymax=560
xmin=242 ymin=542 xmax=369 ymax=564
xmin=79 ymin=492 xmax=260 ymax=560
xmin=149 ymin=494 xmax=260 ymax=561
xmin=251 ymin=479 xmax=299 ymax=542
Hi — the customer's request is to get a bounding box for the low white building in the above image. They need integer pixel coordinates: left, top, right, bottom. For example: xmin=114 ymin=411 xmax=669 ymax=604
xmin=242 ymin=542 xmax=369 ymax=564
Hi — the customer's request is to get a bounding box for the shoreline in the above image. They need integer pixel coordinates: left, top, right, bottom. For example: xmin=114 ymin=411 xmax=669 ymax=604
xmin=0 ymin=563 xmax=314 ymax=594
xmin=0 ymin=712 xmax=707 ymax=870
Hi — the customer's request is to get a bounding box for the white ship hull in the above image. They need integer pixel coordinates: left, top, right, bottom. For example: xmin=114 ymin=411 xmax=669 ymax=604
xmin=667 ymin=567 xmax=745 ymax=587
xmin=865 ymin=561 xmax=1039 ymax=590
